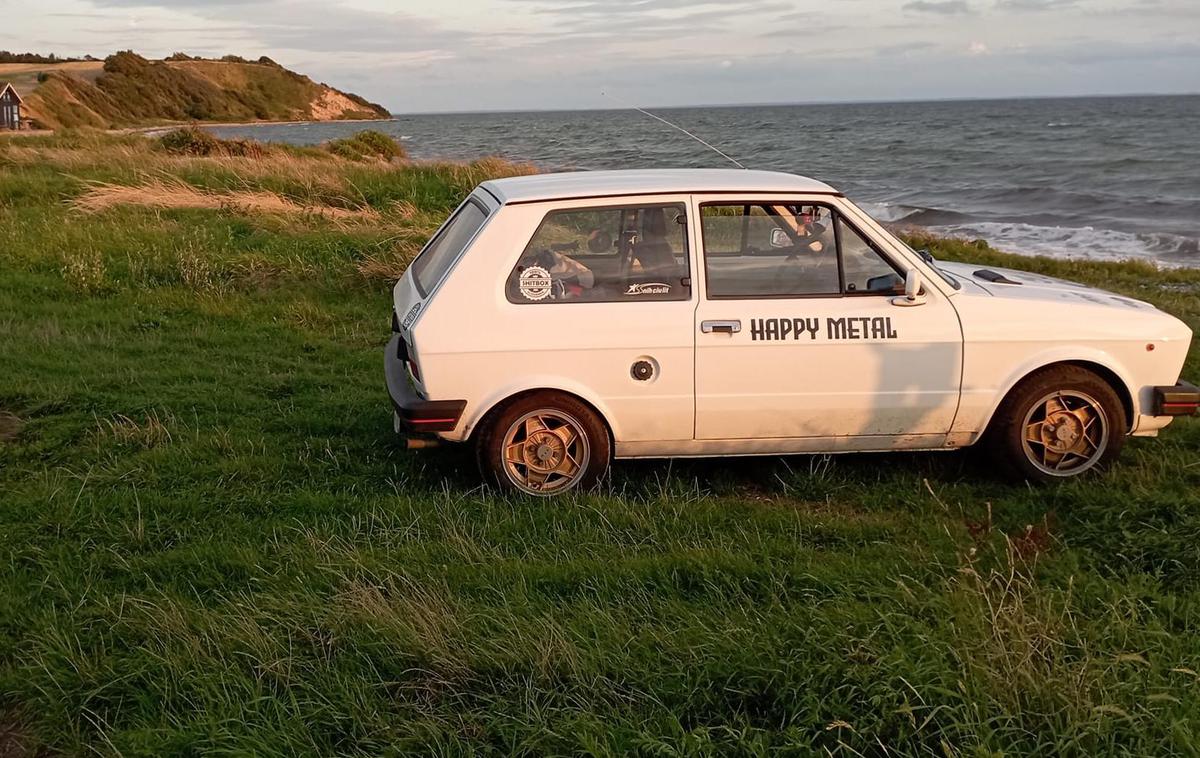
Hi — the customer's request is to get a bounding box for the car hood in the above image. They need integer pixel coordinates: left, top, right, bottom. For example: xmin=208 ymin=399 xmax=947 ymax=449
xmin=937 ymin=260 xmax=1160 ymax=313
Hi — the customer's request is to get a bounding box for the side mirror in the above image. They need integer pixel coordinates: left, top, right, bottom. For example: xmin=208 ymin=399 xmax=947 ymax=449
xmin=769 ymin=228 xmax=790 ymax=248
xmin=904 ymin=269 xmax=922 ymax=300
xmin=893 ymin=269 xmax=926 ymax=307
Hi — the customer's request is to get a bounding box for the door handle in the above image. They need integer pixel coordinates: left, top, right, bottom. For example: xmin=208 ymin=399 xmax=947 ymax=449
xmin=701 ymin=319 xmax=742 ymax=334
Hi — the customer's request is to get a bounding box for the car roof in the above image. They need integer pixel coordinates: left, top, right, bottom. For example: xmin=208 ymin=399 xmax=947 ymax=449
xmin=479 ymin=169 xmax=840 ymax=205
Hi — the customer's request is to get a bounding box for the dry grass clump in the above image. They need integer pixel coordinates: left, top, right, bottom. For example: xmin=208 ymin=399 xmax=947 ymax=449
xmin=74 ymin=178 xmax=380 ymax=223
xmin=354 ymin=252 xmax=414 ymax=283
xmin=0 ymin=411 xmax=22 ymax=443
xmin=353 ymin=235 xmax=428 ymax=283
xmin=60 ymin=248 xmax=108 ymax=295
xmin=97 ymin=410 xmax=173 ymax=449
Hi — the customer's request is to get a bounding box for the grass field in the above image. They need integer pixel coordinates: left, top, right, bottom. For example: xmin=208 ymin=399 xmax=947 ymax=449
xmin=1 ymin=130 xmax=1198 ymax=756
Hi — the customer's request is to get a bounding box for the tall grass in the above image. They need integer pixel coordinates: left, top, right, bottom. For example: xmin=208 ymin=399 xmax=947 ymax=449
xmin=0 ymin=131 xmax=1198 ymax=755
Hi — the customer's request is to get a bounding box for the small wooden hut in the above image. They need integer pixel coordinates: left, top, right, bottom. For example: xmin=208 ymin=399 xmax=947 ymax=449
xmin=0 ymin=83 xmax=23 ymax=130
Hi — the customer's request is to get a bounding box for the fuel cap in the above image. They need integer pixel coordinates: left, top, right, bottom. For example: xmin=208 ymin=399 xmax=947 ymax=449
xmin=631 ymin=360 xmax=654 ymax=381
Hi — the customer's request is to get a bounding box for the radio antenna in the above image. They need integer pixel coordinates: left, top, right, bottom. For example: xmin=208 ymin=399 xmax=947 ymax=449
xmin=601 ymin=90 xmax=746 ymax=169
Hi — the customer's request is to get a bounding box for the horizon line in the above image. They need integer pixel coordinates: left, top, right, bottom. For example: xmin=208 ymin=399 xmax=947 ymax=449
xmin=388 ymin=90 xmax=1199 ymax=117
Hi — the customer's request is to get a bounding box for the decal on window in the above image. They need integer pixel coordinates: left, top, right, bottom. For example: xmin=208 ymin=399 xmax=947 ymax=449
xmin=518 ymin=266 xmax=554 ymax=301
xmin=749 ymin=316 xmax=899 ymax=341
xmin=624 ymin=282 xmax=671 ymax=296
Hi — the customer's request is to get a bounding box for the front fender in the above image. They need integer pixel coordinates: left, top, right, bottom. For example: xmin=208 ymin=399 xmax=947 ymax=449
xmin=965 ymin=345 xmax=1137 ymax=440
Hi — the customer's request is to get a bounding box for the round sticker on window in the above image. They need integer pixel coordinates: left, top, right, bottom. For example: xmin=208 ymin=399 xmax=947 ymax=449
xmin=518 ymin=266 xmax=553 ymax=301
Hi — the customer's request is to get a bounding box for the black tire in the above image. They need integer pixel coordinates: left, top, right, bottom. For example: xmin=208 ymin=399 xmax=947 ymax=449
xmin=475 ymin=392 xmax=611 ymax=496
xmin=986 ymin=365 xmax=1127 ymax=483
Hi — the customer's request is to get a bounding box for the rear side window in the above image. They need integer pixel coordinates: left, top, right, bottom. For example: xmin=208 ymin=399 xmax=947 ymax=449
xmin=411 ymin=199 xmax=488 ymax=296
xmin=506 ymin=203 xmax=691 ymax=304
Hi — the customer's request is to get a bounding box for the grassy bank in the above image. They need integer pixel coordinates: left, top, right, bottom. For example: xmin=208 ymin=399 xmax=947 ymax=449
xmin=1 ymin=130 xmax=1198 ymax=756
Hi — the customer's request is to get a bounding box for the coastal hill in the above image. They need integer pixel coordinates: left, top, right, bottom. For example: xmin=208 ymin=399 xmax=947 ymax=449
xmin=0 ymin=51 xmax=390 ymax=129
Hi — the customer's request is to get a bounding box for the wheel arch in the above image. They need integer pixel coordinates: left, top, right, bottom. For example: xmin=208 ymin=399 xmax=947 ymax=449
xmin=982 ymin=357 xmax=1135 ymax=437
xmin=464 ymin=383 xmax=617 ymax=446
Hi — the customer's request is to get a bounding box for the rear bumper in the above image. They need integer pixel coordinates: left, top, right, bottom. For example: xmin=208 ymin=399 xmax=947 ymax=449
xmin=384 ymin=334 xmax=466 ymax=433
xmin=1151 ymin=381 xmax=1200 ymax=417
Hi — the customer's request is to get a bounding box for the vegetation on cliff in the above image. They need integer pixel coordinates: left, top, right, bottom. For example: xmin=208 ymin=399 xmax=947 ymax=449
xmin=5 ymin=51 xmax=390 ymax=130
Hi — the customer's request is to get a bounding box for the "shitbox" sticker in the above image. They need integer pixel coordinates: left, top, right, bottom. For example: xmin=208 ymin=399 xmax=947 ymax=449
xmin=518 ymin=266 xmax=553 ymax=301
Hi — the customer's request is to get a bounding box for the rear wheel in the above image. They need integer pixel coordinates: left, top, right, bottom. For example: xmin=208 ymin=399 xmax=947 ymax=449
xmin=476 ymin=392 xmax=611 ymax=496
xmin=988 ymin=365 xmax=1126 ymax=482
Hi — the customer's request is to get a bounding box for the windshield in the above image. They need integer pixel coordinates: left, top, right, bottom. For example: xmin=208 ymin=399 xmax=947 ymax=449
xmin=410 ymin=199 xmax=489 ymax=297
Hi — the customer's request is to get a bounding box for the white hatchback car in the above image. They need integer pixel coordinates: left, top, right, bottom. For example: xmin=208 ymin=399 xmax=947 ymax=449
xmin=386 ymin=169 xmax=1197 ymax=495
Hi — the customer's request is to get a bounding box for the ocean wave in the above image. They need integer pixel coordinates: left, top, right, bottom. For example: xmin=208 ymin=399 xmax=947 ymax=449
xmin=859 ymin=202 xmax=971 ymax=226
xmin=920 ymin=221 xmax=1199 ymax=265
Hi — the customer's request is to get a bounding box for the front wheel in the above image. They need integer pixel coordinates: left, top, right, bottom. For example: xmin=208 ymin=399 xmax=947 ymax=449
xmin=476 ymin=392 xmax=611 ymax=496
xmin=987 ymin=366 xmax=1127 ymax=483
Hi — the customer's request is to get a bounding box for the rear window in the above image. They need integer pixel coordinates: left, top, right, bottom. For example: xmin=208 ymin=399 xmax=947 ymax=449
xmin=410 ymin=199 xmax=488 ymax=296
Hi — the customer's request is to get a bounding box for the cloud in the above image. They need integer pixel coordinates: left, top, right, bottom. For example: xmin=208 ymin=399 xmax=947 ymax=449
xmin=80 ymin=0 xmax=475 ymax=55
xmin=902 ymin=0 xmax=972 ymax=13
xmin=995 ymin=0 xmax=1076 ymax=10
xmin=503 ymin=0 xmax=793 ymax=30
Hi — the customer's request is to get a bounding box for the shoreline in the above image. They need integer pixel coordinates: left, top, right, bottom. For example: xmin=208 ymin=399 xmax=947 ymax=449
xmin=0 ymin=117 xmax=398 ymax=138
xmin=123 ymin=117 xmax=398 ymax=135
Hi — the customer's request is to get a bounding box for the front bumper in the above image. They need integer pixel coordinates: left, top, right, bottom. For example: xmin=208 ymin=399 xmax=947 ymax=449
xmin=384 ymin=334 xmax=466 ymax=433
xmin=1151 ymin=381 xmax=1200 ymax=416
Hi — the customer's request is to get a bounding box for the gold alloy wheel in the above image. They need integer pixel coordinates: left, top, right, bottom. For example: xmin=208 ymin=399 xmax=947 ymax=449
xmin=1021 ymin=390 xmax=1109 ymax=476
xmin=501 ymin=410 xmax=591 ymax=495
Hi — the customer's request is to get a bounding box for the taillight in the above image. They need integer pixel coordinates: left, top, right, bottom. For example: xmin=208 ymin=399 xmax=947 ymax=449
xmin=407 ymin=355 xmax=421 ymax=382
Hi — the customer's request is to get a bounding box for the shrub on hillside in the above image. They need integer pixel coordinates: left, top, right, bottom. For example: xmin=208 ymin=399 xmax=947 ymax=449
xmin=31 ymin=72 xmax=122 ymax=129
xmin=100 ymin=52 xmax=232 ymax=123
xmin=158 ymin=127 xmax=270 ymax=158
xmin=0 ymin=51 xmax=88 ymax=64
xmin=325 ymin=130 xmax=406 ymax=162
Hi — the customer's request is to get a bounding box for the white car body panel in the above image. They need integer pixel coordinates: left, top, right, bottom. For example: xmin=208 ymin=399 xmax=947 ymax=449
xmin=934 ymin=261 xmax=1192 ymax=439
xmin=388 ymin=170 xmax=1194 ymax=459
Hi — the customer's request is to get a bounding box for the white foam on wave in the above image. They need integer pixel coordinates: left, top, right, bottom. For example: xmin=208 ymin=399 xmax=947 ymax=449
xmin=926 ymin=221 xmax=1196 ymax=267
xmin=859 ymin=201 xmax=922 ymax=223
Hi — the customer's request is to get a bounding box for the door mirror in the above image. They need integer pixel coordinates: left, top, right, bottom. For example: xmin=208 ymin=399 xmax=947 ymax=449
xmin=904 ymin=269 xmax=922 ymax=300
xmin=892 ymin=269 xmax=927 ymax=307
xmin=769 ymin=228 xmax=790 ymax=249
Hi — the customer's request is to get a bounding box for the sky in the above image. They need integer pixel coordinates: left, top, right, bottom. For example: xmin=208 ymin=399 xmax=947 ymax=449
xmin=3 ymin=0 xmax=1198 ymax=113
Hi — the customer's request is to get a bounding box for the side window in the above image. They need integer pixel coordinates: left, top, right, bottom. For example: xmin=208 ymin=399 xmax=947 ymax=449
xmin=410 ymin=199 xmax=488 ymax=296
xmin=701 ymin=203 xmax=839 ymax=298
xmin=838 ymin=217 xmax=905 ymax=295
xmin=506 ymin=203 xmax=691 ymax=303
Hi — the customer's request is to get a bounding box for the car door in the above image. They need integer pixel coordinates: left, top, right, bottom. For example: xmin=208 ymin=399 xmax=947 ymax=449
xmin=491 ymin=198 xmax=697 ymax=443
xmin=692 ymin=197 xmax=963 ymax=441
